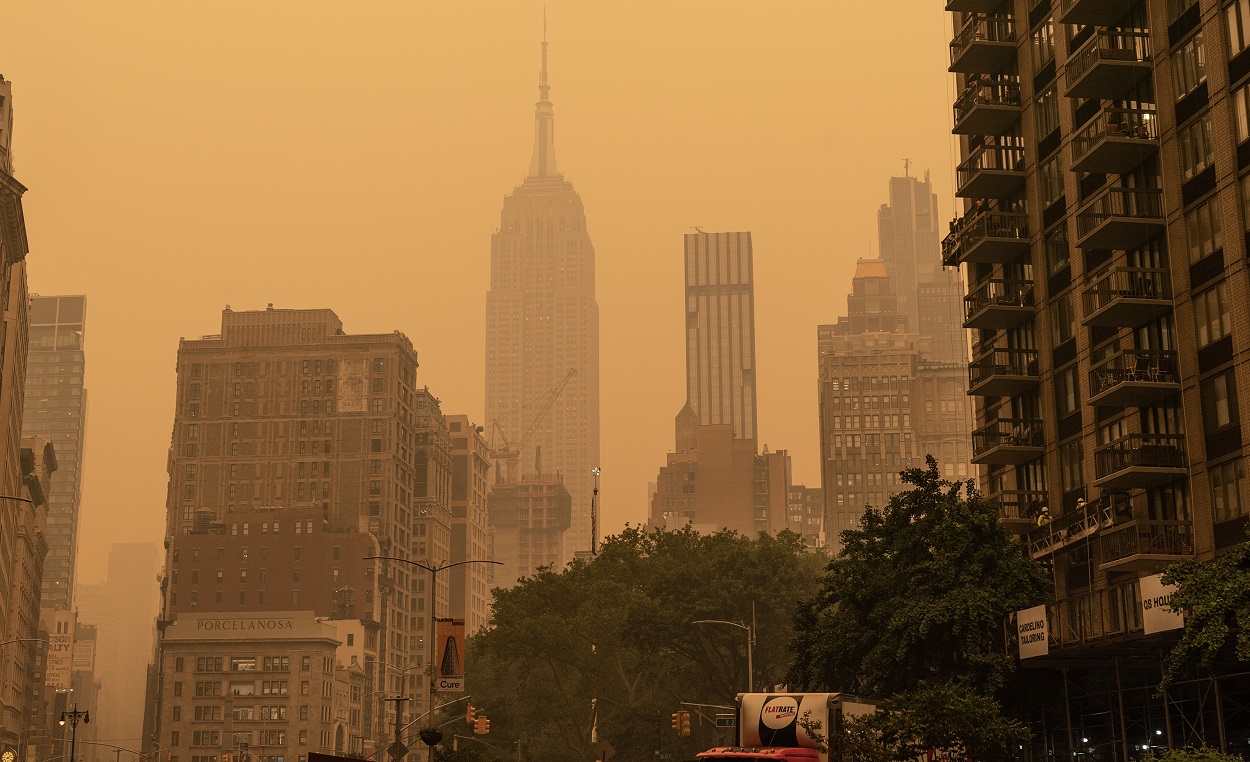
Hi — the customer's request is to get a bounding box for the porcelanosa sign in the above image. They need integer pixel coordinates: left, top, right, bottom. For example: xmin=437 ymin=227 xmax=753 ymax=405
xmin=197 ymin=618 xmax=296 ymax=632
xmin=169 ymin=612 xmax=326 ymax=641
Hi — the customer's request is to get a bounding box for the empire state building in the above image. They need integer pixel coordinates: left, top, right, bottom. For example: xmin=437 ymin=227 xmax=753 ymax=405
xmin=485 ymin=31 xmax=600 ymax=566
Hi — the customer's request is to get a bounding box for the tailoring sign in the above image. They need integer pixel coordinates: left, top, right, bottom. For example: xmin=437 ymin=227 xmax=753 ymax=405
xmin=1140 ymin=574 xmax=1185 ymax=635
xmin=1017 ymin=605 xmax=1048 ymax=659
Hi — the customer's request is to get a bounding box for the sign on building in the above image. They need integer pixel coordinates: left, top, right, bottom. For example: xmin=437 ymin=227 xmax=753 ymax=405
xmin=1016 ymin=605 xmax=1048 ymax=659
xmin=1139 ymin=573 xmax=1185 ymax=635
xmin=46 ymin=632 xmax=73 ymax=690
xmin=435 ymin=618 xmax=465 ymax=691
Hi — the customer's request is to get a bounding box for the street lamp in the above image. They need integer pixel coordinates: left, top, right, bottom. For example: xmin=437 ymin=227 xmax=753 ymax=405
xmin=693 ymin=603 xmax=757 ymax=693
xmin=364 ymin=557 xmax=501 ymax=762
xmin=591 ymin=467 xmax=601 ymax=556
xmin=58 ymin=704 xmax=89 ymax=762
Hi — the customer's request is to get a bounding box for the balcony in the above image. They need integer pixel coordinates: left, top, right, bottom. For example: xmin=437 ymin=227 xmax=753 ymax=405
xmin=943 ymin=209 xmax=1029 ymax=267
xmin=956 ymin=144 xmax=1026 ymax=199
xmin=1081 ymin=266 xmax=1171 ymax=327
xmin=991 ymin=490 xmax=1047 ymax=534
xmin=1099 ymin=519 xmax=1195 ymax=571
xmin=1071 ymin=107 xmax=1158 ymax=174
xmin=950 ymin=14 xmax=1017 ymax=74
xmin=1045 ymin=579 xmax=1144 ymax=648
xmin=973 ymin=418 xmax=1044 ymax=465
xmin=963 ymin=278 xmax=1034 ymax=329
xmin=1065 ymin=30 xmax=1152 ymax=100
xmin=1094 ymin=433 xmax=1187 ymax=491
xmin=1028 ymin=495 xmax=1120 ymax=560
xmin=947 ymin=0 xmax=1010 ymax=11
xmin=1058 ymin=0 xmax=1136 ymax=26
xmin=1088 ymin=348 xmax=1180 ymax=408
xmin=953 ymin=77 xmax=1023 ymax=135
xmin=1075 ymin=187 xmax=1164 ymax=250
xmin=968 ymin=347 xmax=1039 ymax=397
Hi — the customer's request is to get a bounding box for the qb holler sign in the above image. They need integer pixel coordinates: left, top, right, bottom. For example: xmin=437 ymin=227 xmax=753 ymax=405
xmin=1140 ymin=573 xmax=1184 ymax=635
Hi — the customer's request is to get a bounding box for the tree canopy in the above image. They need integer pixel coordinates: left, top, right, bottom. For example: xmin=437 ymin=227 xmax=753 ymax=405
xmin=788 ymin=458 xmax=1050 ymax=698
xmin=465 ymin=526 xmax=826 ymax=762
xmin=1160 ymin=534 xmax=1250 ymax=686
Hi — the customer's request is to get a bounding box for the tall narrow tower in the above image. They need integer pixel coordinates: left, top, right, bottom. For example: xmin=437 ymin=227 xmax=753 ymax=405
xmin=485 ymin=27 xmax=600 ymax=567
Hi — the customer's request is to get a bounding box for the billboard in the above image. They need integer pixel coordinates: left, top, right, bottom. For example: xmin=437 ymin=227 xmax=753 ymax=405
xmin=738 ymin=694 xmax=858 ymax=749
xmin=46 ymin=632 xmax=73 ymax=691
xmin=435 ymin=618 xmax=465 ymax=692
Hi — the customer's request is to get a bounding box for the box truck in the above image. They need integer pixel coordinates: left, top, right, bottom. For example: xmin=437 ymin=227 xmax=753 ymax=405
xmin=696 ymin=693 xmax=876 ymax=762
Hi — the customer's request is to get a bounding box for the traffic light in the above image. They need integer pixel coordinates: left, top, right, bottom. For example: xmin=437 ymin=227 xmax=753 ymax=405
xmin=482 ymin=718 xmax=491 ymax=734
xmin=680 ymin=711 xmax=691 ymax=736
xmin=474 ymin=716 xmax=487 ymax=734
xmin=466 ymin=703 xmax=477 ymax=724
xmin=671 ymin=712 xmax=681 ymax=730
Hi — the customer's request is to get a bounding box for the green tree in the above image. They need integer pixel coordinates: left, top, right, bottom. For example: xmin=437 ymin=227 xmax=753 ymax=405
xmin=467 ymin=526 xmax=826 ymax=762
xmin=788 ymin=458 xmax=1050 ymax=697
xmin=1160 ymin=536 xmax=1250 ymax=686
xmin=860 ymin=682 xmax=1029 ymax=762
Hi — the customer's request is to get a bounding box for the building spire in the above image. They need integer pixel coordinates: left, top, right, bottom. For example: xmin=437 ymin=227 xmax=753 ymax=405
xmin=528 ymin=12 xmax=558 ymax=178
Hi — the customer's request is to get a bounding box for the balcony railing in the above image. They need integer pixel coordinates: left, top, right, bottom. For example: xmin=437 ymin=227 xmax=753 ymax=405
xmin=956 ymin=144 xmax=1026 ymax=198
xmin=1081 ymin=266 xmax=1171 ymax=327
xmin=973 ymin=417 xmax=1044 ymax=465
xmin=1071 ymin=107 xmax=1159 ymax=174
xmin=1028 ymin=494 xmax=1123 ymax=560
xmin=1089 ymin=348 xmax=1180 ymax=407
xmin=990 ymin=490 xmax=1047 ymax=532
xmin=1094 ymin=433 xmax=1187 ymax=490
xmin=1046 ymin=579 xmax=1144 ymax=648
xmin=953 ymin=77 xmax=1023 ymax=135
xmin=1075 ymin=187 xmax=1164 ymax=250
xmin=950 ymin=14 xmax=1017 ymax=74
xmin=947 ymin=0 xmax=1010 ymax=11
xmin=1058 ymin=0 xmax=1136 ymax=26
xmin=963 ymin=278 xmax=1034 ymax=329
xmin=943 ymin=209 xmax=1029 ymax=266
xmin=1065 ymin=30 xmax=1152 ymax=100
xmin=968 ymin=347 xmax=1039 ymax=397
xmin=1100 ymin=519 xmax=1195 ymax=571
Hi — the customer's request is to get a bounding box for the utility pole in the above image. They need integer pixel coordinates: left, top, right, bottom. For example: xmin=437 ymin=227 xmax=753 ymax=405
xmin=384 ymin=697 xmax=408 ymax=762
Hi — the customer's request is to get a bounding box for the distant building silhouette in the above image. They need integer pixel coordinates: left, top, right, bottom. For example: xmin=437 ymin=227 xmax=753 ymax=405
xmin=485 ymin=30 xmax=600 ymax=568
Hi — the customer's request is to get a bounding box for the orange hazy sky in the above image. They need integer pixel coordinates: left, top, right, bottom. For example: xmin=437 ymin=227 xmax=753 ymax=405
xmin=6 ymin=2 xmax=960 ymax=584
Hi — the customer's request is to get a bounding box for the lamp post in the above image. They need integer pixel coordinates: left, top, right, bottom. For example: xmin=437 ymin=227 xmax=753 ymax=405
xmin=365 ymin=557 xmax=501 ymax=762
xmin=693 ymin=603 xmax=757 ymax=693
xmin=590 ymin=468 xmax=601 ymax=556
xmin=58 ymin=704 xmax=89 ymax=762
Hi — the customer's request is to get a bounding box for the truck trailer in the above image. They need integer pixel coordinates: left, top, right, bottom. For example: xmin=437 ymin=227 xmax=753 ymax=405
xmin=696 ymin=693 xmax=876 ymax=762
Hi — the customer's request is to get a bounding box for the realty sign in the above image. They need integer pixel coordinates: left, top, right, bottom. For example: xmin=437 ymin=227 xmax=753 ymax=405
xmin=1016 ymin=605 xmax=1048 ymax=659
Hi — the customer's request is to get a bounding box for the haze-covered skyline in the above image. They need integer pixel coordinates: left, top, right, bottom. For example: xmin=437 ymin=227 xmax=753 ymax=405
xmin=5 ymin=2 xmax=959 ymax=582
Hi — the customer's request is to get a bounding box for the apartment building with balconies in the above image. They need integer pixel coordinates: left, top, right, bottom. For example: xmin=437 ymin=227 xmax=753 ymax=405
xmin=945 ymin=0 xmax=1250 ymax=754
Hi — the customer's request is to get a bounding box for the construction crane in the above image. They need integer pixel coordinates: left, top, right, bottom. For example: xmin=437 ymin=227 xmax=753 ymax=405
xmin=490 ymin=368 xmax=578 ymax=483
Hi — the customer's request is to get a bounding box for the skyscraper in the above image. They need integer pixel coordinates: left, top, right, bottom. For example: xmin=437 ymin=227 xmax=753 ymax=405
xmin=23 ymin=295 xmax=87 ymax=612
xmin=683 ymin=231 xmax=758 ymax=442
xmin=485 ymin=30 xmax=599 ymax=565
xmin=944 ymin=0 xmax=1250 ymax=748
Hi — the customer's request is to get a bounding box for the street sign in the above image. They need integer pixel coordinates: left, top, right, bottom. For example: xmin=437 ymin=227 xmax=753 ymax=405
xmin=715 ymin=713 xmax=737 ymax=728
xmin=436 ymin=676 xmax=464 ymax=691
xmin=386 ymin=739 xmax=409 ymax=762
xmin=592 ymin=740 xmax=616 ymax=761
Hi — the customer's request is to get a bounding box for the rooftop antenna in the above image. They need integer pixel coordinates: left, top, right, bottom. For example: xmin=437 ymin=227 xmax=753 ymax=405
xmin=903 ymin=158 xmax=912 ymax=177
xmin=690 ymin=226 xmax=706 ymax=234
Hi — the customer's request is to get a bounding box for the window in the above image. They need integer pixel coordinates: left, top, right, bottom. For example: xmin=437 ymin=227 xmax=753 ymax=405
xmin=1036 ymin=87 xmax=1060 ymax=139
xmin=1235 ymin=83 xmax=1250 ymax=144
xmin=1056 ymin=365 xmax=1079 ymax=417
xmin=1045 ymin=225 xmax=1069 ymax=276
xmin=1178 ymin=113 xmax=1214 ymax=180
xmin=1059 ymin=439 xmax=1084 ymax=493
xmin=1040 ymin=153 xmax=1063 ymax=206
xmin=1167 ymin=0 xmax=1196 ymax=21
xmin=372 ymin=358 xmax=386 ymax=372
xmin=1211 ymin=459 xmax=1248 ymax=522
xmin=1229 ymin=0 xmax=1250 ymax=57
xmin=1201 ymin=370 xmax=1239 ymax=432
xmin=1033 ymin=20 xmax=1056 ymax=69
xmin=1173 ymin=34 xmax=1207 ymax=98
xmin=1194 ymin=281 xmax=1231 ymax=347
xmin=302 ymin=655 xmax=311 ymax=670
xmin=1052 ymin=291 xmax=1076 ymax=344
xmin=370 ymin=398 xmax=384 ymax=412
xmin=175 ymin=657 xmax=184 ymax=672
xmin=1185 ymin=197 xmax=1223 ymax=262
